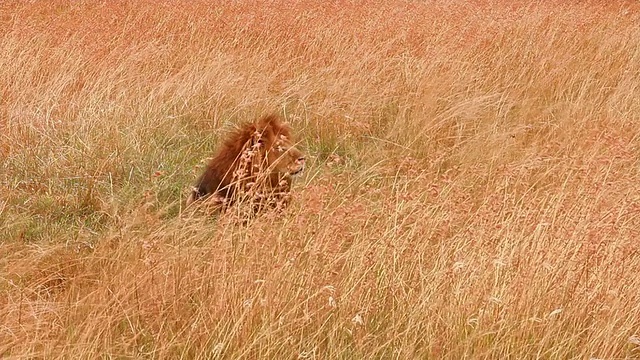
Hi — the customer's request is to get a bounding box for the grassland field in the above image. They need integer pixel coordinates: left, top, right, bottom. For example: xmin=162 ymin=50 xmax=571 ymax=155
xmin=2 ymin=1 xmax=640 ymax=359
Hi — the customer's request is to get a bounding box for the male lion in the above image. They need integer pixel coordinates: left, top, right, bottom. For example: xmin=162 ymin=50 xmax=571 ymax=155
xmin=187 ymin=114 xmax=305 ymax=213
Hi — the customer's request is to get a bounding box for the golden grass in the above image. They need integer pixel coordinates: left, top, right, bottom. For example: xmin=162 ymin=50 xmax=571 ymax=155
xmin=2 ymin=0 xmax=640 ymax=358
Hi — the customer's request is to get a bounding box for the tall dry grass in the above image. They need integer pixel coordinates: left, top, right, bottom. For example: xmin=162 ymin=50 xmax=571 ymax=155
xmin=2 ymin=1 xmax=640 ymax=358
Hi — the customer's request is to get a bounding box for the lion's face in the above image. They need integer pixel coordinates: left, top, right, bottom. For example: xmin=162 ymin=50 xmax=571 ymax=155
xmin=264 ymin=133 xmax=305 ymax=177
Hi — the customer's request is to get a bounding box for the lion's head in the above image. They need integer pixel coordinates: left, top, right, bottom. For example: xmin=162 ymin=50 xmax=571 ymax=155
xmin=256 ymin=118 xmax=305 ymax=177
xmin=187 ymin=115 xmax=305 ymax=211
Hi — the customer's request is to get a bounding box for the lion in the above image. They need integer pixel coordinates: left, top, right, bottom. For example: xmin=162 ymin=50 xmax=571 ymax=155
xmin=186 ymin=114 xmax=305 ymax=213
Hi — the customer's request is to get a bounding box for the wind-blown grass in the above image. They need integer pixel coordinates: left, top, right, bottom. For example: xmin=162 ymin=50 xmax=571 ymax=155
xmin=1 ymin=1 xmax=640 ymax=358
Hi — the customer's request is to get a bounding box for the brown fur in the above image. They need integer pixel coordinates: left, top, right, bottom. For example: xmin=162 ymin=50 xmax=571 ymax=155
xmin=187 ymin=114 xmax=305 ymax=212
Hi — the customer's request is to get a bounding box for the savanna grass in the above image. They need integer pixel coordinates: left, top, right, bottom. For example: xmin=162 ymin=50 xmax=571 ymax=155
xmin=1 ymin=1 xmax=640 ymax=358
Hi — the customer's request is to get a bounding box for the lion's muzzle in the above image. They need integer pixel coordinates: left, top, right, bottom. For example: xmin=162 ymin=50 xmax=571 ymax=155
xmin=288 ymin=156 xmax=305 ymax=176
